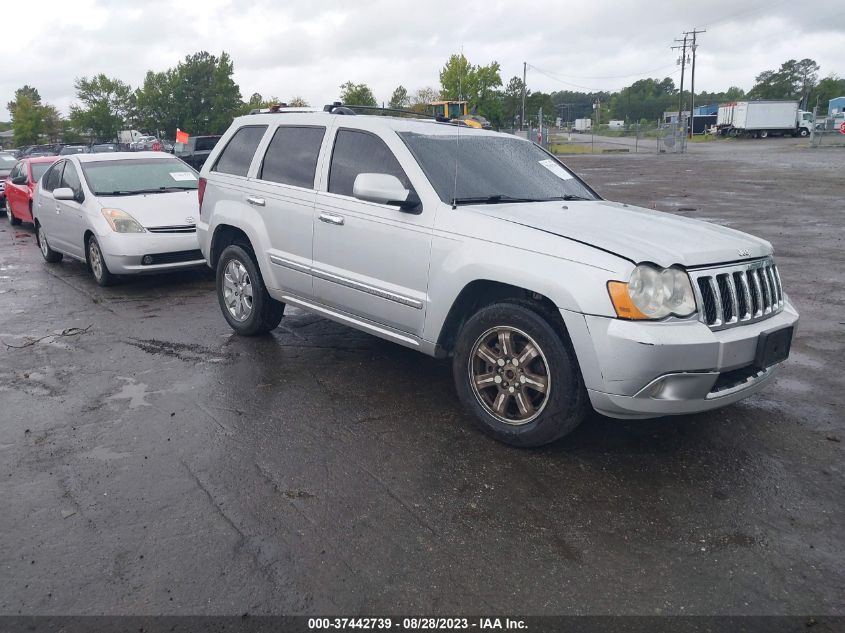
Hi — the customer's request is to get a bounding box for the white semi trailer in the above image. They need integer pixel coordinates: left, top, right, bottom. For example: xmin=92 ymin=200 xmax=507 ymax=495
xmin=574 ymin=118 xmax=592 ymax=133
xmin=717 ymin=101 xmax=812 ymax=138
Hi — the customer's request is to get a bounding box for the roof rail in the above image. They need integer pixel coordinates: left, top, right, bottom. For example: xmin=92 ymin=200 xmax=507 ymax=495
xmin=248 ymin=104 xmax=319 ymax=115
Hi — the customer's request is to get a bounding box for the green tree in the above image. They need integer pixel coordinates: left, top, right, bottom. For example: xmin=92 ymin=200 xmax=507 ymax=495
xmin=439 ymin=53 xmax=502 ymax=120
xmin=41 ymin=104 xmax=63 ymax=142
xmin=288 ymin=96 xmax=309 ymax=107
xmin=7 ymin=85 xmax=42 ymax=117
xmin=69 ymin=74 xmax=133 ymax=141
xmin=503 ymin=76 xmax=525 ymax=127
xmin=388 ymin=85 xmax=410 ymax=109
xmin=409 ymin=86 xmax=440 ymax=112
xmin=339 ymin=81 xmax=377 ymax=106
xmin=809 ymin=75 xmax=845 ymax=111
xmin=11 ymin=95 xmax=43 ymax=146
xmin=748 ymin=58 xmax=820 ymax=107
xmin=135 ymin=51 xmax=242 ymax=136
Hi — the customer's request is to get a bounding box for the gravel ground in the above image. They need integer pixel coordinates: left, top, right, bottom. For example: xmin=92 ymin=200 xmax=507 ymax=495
xmin=0 ymin=141 xmax=842 ymax=617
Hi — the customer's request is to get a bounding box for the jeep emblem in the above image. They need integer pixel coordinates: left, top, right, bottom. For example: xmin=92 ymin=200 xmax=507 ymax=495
xmin=738 ymin=248 xmax=750 ymax=257
xmin=185 ymin=216 xmax=196 ymax=224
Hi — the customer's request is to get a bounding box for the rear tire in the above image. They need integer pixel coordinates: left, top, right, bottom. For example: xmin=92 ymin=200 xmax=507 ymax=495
xmin=452 ymin=302 xmax=587 ymax=447
xmin=36 ymin=223 xmax=63 ymax=263
xmin=216 ymin=244 xmax=284 ymax=335
xmin=759 ymin=130 xmax=768 ymax=139
xmin=87 ymin=236 xmax=116 ymax=286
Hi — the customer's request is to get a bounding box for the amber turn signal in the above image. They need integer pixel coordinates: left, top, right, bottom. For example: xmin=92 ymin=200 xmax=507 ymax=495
xmin=607 ymin=281 xmax=650 ymax=320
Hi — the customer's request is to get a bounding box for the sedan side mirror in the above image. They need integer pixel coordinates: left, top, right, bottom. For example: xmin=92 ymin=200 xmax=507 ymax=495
xmin=12 ymin=175 xmax=27 ymax=185
xmin=53 ymin=187 xmax=76 ymax=201
xmin=352 ymin=173 xmax=421 ymax=212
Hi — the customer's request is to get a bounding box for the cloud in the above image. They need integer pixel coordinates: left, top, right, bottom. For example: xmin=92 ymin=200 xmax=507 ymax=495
xmin=3 ymin=0 xmax=843 ymax=120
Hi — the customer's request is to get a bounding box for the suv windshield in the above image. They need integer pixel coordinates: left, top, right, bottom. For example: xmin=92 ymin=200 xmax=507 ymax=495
xmin=81 ymin=158 xmax=199 ymax=195
xmin=398 ymin=132 xmax=597 ymax=205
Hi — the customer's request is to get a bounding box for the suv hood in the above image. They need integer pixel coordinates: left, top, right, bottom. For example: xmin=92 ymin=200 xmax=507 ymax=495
xmin=96 ymin=190 xmax=199 ymax=228
xmin=472 ymin=200 xmax=772 ymax=268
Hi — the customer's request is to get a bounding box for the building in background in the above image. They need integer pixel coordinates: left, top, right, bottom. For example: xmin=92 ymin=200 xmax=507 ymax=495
xmin=829 ymin=96 xmax=845 ymax=116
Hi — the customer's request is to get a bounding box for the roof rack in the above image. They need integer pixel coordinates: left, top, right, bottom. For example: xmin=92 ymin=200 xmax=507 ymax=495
xmin=248 ymin=104 xmax=319 ymax=115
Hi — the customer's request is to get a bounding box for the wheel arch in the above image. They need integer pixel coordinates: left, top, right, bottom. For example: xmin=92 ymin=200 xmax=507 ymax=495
xmin=436 ymin=280 xmax=568 ymax=355
xmin=209 ymin=224 xmax=253 ymax=269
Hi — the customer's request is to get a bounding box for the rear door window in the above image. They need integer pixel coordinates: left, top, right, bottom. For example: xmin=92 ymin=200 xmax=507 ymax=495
xmin=328 ymin=129 xmax=412 ymax=197
xmin=212 ymin=127 xmax=266 ymax=177
xmin=259 ymin=126 xmax=325 ymax=189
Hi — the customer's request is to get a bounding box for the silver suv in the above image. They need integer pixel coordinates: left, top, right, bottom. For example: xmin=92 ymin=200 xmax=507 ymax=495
xmin=197 ymin=107 xmax=798 ymax=447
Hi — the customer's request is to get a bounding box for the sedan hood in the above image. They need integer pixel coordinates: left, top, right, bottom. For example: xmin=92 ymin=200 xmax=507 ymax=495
xmin=96 ymin=190 xmax=199 ymax=228
xmin=471 ymin=200 xmax=772 ymax=268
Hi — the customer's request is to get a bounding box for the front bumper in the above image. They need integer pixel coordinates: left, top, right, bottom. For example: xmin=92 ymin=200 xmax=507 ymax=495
xmin=99 ymin=231 xmax=205 ymax=275
xmin=561 ymin=301 xmax=799 ymax=419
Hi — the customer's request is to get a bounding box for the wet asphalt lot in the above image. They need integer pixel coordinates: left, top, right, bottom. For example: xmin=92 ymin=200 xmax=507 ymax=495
xmin=0 ymin=140 xmax=843 ymax=616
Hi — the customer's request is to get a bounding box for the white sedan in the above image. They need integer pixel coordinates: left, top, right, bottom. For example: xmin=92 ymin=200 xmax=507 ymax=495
xmin=32 ymin=152 xmax=205 ymax=286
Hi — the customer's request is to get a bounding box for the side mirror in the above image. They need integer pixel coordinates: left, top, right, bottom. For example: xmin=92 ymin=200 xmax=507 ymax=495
xmin=53 ymin=187 xmax=76 ymax=201
xmin=12 ymin=175 xmax=27 ymax=185
xmin=352 ymin=173 xmax=421 ymax=212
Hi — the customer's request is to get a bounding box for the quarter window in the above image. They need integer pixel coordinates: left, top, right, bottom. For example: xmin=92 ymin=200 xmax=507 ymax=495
xmin=42 ymin=162 xmax=64 ymax=192
xmin=328 ymin=129 xmax=412 ymax=197
xmin=60 ymin=162 xmax=83 ymax=197
xmin=212 ymin=126 xmax=267 ymax=177
xmin=259 ymin=126 xmax=325 ymax=189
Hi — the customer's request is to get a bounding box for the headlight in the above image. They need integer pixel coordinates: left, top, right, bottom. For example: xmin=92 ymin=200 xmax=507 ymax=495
xmin=101 ymin=208 xmax=145 ymax=233
xmin=607 ymin=264 xmax=696 ymax=320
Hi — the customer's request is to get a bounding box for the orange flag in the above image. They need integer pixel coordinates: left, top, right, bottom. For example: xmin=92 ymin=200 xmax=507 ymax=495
xmin=175 ymin=129 xmax=189 ymax=144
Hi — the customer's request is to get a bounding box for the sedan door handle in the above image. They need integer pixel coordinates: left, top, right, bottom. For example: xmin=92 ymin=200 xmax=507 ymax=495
xmin=319 ymin=212 xmax=345 ymax=226
xmin=246 ymin=196 xmax=266 ymax=207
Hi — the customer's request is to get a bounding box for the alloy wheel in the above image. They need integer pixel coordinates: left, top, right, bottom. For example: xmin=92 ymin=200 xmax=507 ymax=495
xmin=222 ymin=259 xmax=253 ymax=322
xmin=468 ymin=326 xmax=551 ymax=425
xmin=38 ymin=226 xmax=50 ymax=258
xmin=89 ymin=240 xmax=103 ymax=280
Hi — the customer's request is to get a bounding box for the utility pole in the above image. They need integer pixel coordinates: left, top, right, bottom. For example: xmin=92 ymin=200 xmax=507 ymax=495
xmin=521 ymin=62 xmax=527 ymax=132
xmin=686 ymin=29 xmax=705 ymax=138
xmin=672 ymin=33 xmax=690 ymax=151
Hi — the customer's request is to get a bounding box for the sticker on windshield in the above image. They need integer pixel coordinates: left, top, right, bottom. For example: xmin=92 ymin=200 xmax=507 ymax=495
xmin=169 ymin=172 xmax=197 ymax=182
xmin=538 ymin=159 xmax=573 ymax=180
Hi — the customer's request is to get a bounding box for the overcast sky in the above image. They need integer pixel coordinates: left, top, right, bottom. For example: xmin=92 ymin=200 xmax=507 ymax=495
xmin=4 ymin=0 xmax=844 ymax=120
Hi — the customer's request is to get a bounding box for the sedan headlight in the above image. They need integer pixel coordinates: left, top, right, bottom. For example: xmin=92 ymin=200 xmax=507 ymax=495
xmin=101 ymin=208 xmax=145 ymax=233
xmin=608 ymin=264 xmax=696 ymax=320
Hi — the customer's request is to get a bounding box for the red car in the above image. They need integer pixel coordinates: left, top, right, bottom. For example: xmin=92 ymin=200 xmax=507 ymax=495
xmin=4 ymin=156 xmax=59 ymax=225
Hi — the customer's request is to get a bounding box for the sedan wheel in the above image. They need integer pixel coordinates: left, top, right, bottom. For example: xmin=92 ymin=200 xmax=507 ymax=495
xmin=37 ymin=224 xmax=63 ymax=263
xmin=87 ymin=237 xmax=115 ymax=286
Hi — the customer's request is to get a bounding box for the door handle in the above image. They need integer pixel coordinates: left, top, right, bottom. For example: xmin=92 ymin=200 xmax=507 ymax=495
xmin=246 ymin=196 xmax=266 ymax=207
xmin=319 ymin=212 xmax=345 ymax=226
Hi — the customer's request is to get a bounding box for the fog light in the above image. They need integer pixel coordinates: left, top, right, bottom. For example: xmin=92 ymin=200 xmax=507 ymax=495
xmin=142 ymin=255 xmax=153 ymax=265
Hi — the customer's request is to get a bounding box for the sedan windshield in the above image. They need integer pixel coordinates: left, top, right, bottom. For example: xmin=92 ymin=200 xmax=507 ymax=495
xmin=398 ymin=132 xmax=597 ymax=205
xmin=81 ymin=158 xmax=199 ymax=195
xmin=0 ymin=155 xmax=16 ymax=168
xmin=31 ymin=163 xmax=53 ymax=182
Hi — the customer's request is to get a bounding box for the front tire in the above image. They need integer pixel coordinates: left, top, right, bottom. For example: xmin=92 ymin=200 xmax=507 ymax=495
xmin=452 ymin=302 xmax=587 ymax=447
xmin=216 ymin=244 xmax=284 ymax=335
xmin=9 ymin=204 xmax=21 ymax=225
xmin=87 ymin=236 xmax=115 ymax=286
xmin=36 ymin=223 xmax=63 ymax=263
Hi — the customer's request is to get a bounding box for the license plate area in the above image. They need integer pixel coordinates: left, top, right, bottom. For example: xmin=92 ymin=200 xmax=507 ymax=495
xmin=754 ymin=326 xmax=793 ymax=369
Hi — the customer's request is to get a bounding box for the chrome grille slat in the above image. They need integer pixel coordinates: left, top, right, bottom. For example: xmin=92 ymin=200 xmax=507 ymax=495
xmin=724 ymin=273 xmax=739 ymax=324
xmin=737 ymin=272 xmax=753 ymax=321
xmin=689 ymin=257 xmax=785 ymax=331
xmin=759 ymin=267 xmax=772 ymax=314
xmin=707 ymin=277 xmax=723 ymax=327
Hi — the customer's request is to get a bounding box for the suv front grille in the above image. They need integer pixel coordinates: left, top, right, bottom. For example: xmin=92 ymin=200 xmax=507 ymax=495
xmin=690 ymin=258 xmax=784 ymax=330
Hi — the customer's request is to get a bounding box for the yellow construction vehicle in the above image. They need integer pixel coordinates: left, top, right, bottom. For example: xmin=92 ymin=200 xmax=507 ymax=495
xmin=430 ymin=100 xmax=469 ymax=119
xmin=429 ymin=100 xmax=491 ymax=129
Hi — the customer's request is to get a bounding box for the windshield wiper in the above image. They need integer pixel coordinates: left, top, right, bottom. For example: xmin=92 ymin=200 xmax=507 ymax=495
xmin=452 ymin=195 xmax=550 ymax=206
xmin=97 ymin=187 xmax=195 ymax=196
